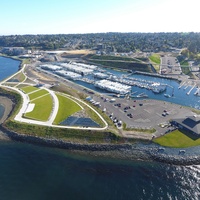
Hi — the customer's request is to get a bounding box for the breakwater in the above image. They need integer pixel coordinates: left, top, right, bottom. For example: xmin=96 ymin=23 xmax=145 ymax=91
xmin=134 ymin=71 xmax=181 ymax=81
xmin=149 ymin=152 xmax=200 ymax=166
xmin=1 ymin=124 xmax=200 ymax=166
xmin=0 ymin=125 xmax=133 ymax=151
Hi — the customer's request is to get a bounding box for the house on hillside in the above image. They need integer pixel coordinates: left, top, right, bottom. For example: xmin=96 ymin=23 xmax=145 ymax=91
xmin=171 ymin=115 xmax=200 ymax=136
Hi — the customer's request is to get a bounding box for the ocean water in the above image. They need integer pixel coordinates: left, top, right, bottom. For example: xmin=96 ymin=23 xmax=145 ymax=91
xmin=0 ymin=56 xmax=200 ymax=199
xmin=0 ymin=141 xmax=199 ymax=200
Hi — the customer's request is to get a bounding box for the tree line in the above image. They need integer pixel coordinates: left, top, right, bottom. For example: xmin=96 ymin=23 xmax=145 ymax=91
xmin=0 ymin=32 xmax=200 ymax=53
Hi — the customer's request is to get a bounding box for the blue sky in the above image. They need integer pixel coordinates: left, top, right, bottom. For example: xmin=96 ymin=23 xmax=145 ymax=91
xmin=0 ymin=0 xmax=199 ymax=35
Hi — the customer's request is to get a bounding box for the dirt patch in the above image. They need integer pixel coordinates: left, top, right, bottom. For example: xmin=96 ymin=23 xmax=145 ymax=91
xmin=122 ymin=130 xmax=152 ymax=140
xmin=61 ymin=50 xmax=95 ymax=58
xmin=62 ymin=49 xmax=95 ymax=55
xmin=30 ymin=69 xmax=54 ymax=82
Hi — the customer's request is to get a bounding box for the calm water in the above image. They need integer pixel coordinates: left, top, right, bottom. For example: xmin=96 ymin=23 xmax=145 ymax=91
xmin=76 ymin=70 xmax=200 ymax=110
xmin=0 ymin=56 xmax=20 ymax=81
xmin=0 ymin=141 xmax=199 ymax=200
xmin=0 ymin=56 xmax=200 ymax=199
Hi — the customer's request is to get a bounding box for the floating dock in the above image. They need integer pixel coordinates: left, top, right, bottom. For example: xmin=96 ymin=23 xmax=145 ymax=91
xmin=94 ymin=79 xmax=131 ymax=95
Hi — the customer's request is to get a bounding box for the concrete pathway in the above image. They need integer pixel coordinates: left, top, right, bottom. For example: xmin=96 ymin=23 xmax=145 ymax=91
xmin=0 ymin=64 xmax=108 ymax=130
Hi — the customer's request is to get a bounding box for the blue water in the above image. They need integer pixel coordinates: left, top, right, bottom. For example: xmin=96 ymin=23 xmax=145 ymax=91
xmin=0 ymin=56 xmax=200 ymax=199
xmin=0 ymin=141 xmax=199 ymax=200
xmin=76 ymin=72 xmax=200 ymax=110
xmin=0 ymin=56 xmax=21 ymax=81
xmin=130 ymin=74 xmax=200 ymax=109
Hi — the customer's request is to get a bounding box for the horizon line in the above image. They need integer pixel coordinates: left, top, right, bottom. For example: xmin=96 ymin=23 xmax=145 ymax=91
xmin=0 ymin=31 xmax=200 ymax=36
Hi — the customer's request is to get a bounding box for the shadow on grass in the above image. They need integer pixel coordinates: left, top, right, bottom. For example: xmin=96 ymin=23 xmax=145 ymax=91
xmin=179 ymin=129 xmax=200 ymax=141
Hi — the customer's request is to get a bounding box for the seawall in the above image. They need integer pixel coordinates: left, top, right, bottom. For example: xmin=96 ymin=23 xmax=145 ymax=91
xmin=1 ymin=124 xmax=200 ymax=166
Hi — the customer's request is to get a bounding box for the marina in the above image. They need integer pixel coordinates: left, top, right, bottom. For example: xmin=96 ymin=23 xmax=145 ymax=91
xmin=55 ymin=70 xmax=82 ymax=80
xmin=60 ymin=62 xmax=94 ymax=75
xmin=0 ymin=51 xmax=199 ymax=200
xmin=39 ymin=62 xmax=200 ymax=110
xmin=187 ymin=84 xmax=196 ymax=95
xmin=94 ymin=80 xmax=131 ymax=95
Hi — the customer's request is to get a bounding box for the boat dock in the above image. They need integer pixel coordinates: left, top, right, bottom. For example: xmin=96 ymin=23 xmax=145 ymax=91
xmin=194 ymin=88 xmax=200 ymax=96
xmin=178 ymin=81 xmax=186 ymax=89
xmin=184 ymin=85 xmax=189 ymax=90
xmin=187 ymin=84 xmax=196 ymax=95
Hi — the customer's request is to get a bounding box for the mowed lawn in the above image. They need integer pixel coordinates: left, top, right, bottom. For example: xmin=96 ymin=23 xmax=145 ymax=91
xmin=154 ymin=129 xmax=200 ymax=148
xmin=20 ymin=86 xmax=40 ymax=93
xmin=24 ymin=94 xmax=53 ymax=121
xmin=149 ymin=54 xmax=161 ymax=72
xmin=54 ymin=94 xmax=82 ymax=124
xmin=149 ymin=53 xmax=161 ymax=64
xmin=29 ymin=89 xmax=49 ymax=101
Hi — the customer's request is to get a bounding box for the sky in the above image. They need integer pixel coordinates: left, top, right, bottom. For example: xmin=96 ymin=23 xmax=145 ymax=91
xmin=0 ymin=0 xmax=199 ymax=35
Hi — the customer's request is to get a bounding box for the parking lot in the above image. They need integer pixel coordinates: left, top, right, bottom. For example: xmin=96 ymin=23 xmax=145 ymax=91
xmin=91 ymin=95 xmax=194 ymax=137
xmin=161 ymin=56 xmax=182 ymax=75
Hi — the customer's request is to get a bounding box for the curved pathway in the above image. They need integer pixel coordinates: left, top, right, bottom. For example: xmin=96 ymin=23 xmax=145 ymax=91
xmin=45 ymin=88 xmax=59 ymax=125
xmin=0 ymin=63 xmax=108 ymax=130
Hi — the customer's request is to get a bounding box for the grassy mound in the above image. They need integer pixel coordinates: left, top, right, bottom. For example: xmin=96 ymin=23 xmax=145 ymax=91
xmin=54 ymin=94 xmax=82 ymax=124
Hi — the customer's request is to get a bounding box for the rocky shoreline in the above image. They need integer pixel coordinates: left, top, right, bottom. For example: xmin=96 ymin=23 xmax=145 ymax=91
xmin=1 ymin=124 xmax=200 ymax=166
xmin=0 ymin=94 xmax=200 ymax=166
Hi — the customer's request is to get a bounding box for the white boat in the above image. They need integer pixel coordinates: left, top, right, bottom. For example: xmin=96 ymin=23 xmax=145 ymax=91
xmin=164 ymin=94 xmax=171 ymax=98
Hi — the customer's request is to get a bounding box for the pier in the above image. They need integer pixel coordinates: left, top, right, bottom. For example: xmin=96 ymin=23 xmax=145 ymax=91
xmin=187 ymin=84 xmax=196 ymax=95
xmin=184 ymin=85 xmax=189 ymax=90
xmin=194 ymin=88 xmax=200 ymax=96
xmin=178 ymin=81 xmax=186 ymax=89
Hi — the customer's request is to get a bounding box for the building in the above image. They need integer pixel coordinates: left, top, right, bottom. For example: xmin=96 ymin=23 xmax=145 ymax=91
xmin=171 ymin=115 xmax=200 ymax=136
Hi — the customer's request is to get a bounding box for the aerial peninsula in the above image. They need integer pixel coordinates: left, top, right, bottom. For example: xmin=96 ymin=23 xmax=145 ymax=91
xmin=0 ymin=33 xmax=200 ymax=164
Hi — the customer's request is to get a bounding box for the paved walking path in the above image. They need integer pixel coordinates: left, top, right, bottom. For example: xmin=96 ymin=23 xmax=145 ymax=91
xmin=0 ymin=64 xmax=108 ymax=130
